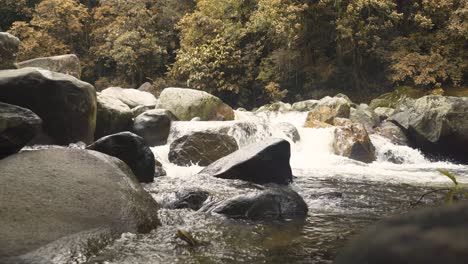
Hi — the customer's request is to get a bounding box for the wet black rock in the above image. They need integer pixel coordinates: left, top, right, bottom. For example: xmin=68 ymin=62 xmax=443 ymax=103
xmin=335 ymin=201 xmax=468 ymax=264
xmin=133 ymin=109 xmax=176 ymax=146
xmin=202 ymin=188 xmax=308 ymax=220
xmin=87 ymin=132 xmax=156 ymax=183
xmin=0 ymin=103 xmax=42 ymax=159
xmin=163 ymin=189 xmax=209 ymax=210
xmin=198 ymin=138 xmax=293 ymax=185
xmin=169 ymin=132 xmax=238 ymax=166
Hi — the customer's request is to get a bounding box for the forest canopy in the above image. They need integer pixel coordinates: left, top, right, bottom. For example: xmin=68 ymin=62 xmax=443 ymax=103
xmin=1 ymin=0 xmax=467 ymax=107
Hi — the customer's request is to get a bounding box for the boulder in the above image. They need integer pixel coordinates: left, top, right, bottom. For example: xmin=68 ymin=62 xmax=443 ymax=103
xmin=369 ymin=86 xmax=424 ymax=109
xmin=335 ymin=201 xmax=468 ymax=264
xmin=87 ymin=132 xmax=156 ymax=183
xmin=0 ymin=68 xmax=96 ymax=144
xmin=374 ymin=121 xmax=409 ymax=146
xmin=0 ymin=103 xmax=42 ymax=158
xmin=0 ymin=32 xmax=20 ymax=70
xmin=389 ymin=96 xmax=468 ymax=162
xmin=374 ymin=107 xmax=395 ymax=120
xmin=304 ymin=96 xmax=350 ymax=126
xmin=101 ymin=87 xmax=157 ymax=108
xmin=333 ymin=117 xmax=354 ymax=127
xmin=274 ymin=122 xmax=300 ymax=142
xmin=157 ymin=87 xmax=234 ymax=121
xmin=0 ymin=148 xmax=159 ymax=263
xmin=155 ymin=159 xmax=166 ymax=177
xmin=133 ymin=109 xmax=175 ymax=146
xmin=169 ymin=132 xmax=239 ymax=166
xmin=162 ymin=189 xmax=209 ymax=210
xmin=198 ymin=138 xmax=293 ymax=185
xmin=138 ymin=82 xmax=154 ymax=92
xmin=256 ymin=102 xmax=292 ymax=113
xmin=292 ymin=99 xmax=319 ymax=112
xmin=131 ymin=105 xmax=153 ymax=117
xmin=333 ymin=124 xmax=376 ymax=163
xmin=95 ymin=92 xmax=133 ymax=139
xmin=17 ymin=54 xmax=81 ymax=78
xmin=202 ymin=188 xmax=308 ymax=220
xmin=349 ymin=104 xmax=380 ymax=132
xmin=304 ymin=118 xmax=333 ymax=128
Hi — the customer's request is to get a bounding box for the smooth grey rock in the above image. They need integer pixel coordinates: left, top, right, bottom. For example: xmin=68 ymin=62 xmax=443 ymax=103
xmin=335 ymin=201 xmax=468 ymax=264
xmin=0 ymin=68 xmax=96 ymax=144
xmin=169 ymin=132 xmax=238 ymax=166
xmin=0 ymin=103 xmax=42 ymax=158
xmin=157 ymin=87 xmax=234 ymax=121
xmin=199 ymin=138 xmax=293 ymax=185
xmin=0 ymin=149 xmax=159 ymax=263
xmin=95 ymin=92 xmax=133 ymax=139
xmin=101 ymin=87 xmax=157 ymax=108
xmin=349 ymin=104 xmax=380 ymax=132
xmin=203 ymin=188 xmax=308 ymax=220
xmin=17 ymin=54 xmax=81 ymax=78
xmin=0 ymin=32 xmax=20 ymax=70
xmin=133 ymin=109 xmax=175 ymax=146
xmin=87 ymin=132 xmax=156 ymax=183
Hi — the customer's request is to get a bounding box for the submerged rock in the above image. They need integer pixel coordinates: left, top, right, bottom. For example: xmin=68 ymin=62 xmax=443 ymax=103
xmin=95 ymin=92 xmax=133 ymax=139
xmin=87 ymin=132 xmax=156 ymax=183
xmin=17 ymin=54 xmax=81 ymax=78
xmin=203 ymin=188 xmax=308 ymax=220
xmin=0 ymin=68 xmax=96 ymax=144
xmin=0 ymin=148 xmax=159 ymax=263
xmin=274 ymin=122 xmax=300 ymax=142
xmin=169 ymin=132 xmax=238 ymax=166
xmin=389 ymin=96 xmax=468 ymax=162
xmin=0 ymin=32 xmax=20 ymax=70
xmin=157 ymin=87 xmax=234 ymax=121
xmin=0 ymin=103 xmax=42 ymax=159
xmin=133 ymin=109 xmax=175 ymax=146
xmin=333 ymin=124 xmax=376 ymax=163
xmin=163 ymin=189 xmax=209 ymax=210
xmin=198 ymin=138 xmax=293 ymax=185
xmin=101 ymin=87 xmax=157 ymax=108
xmin=335 ymin=201 xmax=468 ymax=264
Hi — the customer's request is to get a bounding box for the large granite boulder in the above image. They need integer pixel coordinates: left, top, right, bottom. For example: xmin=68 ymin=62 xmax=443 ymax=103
xmin=0 ymin=103 xmax=42 ymax=158
xmin=0 ymin=68 xmax=97 ymax=144
xmin=95 ymin=92 xmax=133 ymax=139
xmin=169 ymin=132 xmax=238 ymax=166
xmin=202 ymin=188 xmax=308 ymax=220
xmin=333 ymin=124 xmax=376 ymax=163
xmin=87 ymin=132 xmax=156 ymax=183
xmin=335 ymin=201 xmax=468 ymax=264
xmin=198 ymin=138 xmax=293 ymax=185
xmin=17 ymin=54 xmax=81 ymax=79
xmin=0 ymin=149 xmax=159 ymax=263
xmin=157 ymin=88 xmax=234 ymax=121
xmin=389 ymin=96 xmax=468 ymax=162
xmin=0 ymin=32 xmax=20 ymax=70
xmin=133 ymin=109 xmax=175 ymax=146
xmin=101 ymin=87 xmax=157 ymax=108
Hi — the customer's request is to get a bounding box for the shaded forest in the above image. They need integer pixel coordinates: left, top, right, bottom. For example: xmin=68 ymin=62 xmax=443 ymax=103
xmin=1 ymin=0 xmax=467 ymax=107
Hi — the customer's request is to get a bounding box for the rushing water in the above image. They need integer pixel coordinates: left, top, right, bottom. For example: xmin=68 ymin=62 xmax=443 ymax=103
xmin=90 ymin=110 xmax=468 ymax=264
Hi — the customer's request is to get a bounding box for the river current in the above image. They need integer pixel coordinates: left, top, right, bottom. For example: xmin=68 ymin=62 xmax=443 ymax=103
xmin=89 ymin=110 xmax=468 ymax=264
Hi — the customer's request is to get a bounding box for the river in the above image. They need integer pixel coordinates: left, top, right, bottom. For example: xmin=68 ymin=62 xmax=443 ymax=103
xmin=89 ymin=110 xmax=468 ymax=263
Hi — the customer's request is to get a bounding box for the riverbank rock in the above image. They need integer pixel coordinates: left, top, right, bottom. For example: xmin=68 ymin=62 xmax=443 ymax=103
xmin=133 ymin=109 xmax=175 ymax=146
xmin=335 ymin=201 xmax=468 ymax=264
xmin=304 ymin=96 xmax=350 ymax=126
xmin=274 ymin=122 xmax=300 ymax=142
xmin=157 ymin=87 xmax=234 ymax=121
xmin=333 ymin=124 xmax=376 ymax=163
xmin=292 ymin=99 xmax=319 ymax=111
xmin=0 ymin=103 xmax=42 ymax=159
xmin=17 ymin=54 xmax=81 ymax=78
xmin=0 ymin=148 xmax=159 ymax=263
xmin=256 ymin=102 xmax=292 ymax=113
xmin=0 ymin=68 xmax=96 ymax=144
xmin=95 ymin=93 xmax=133 ymax=139
xmin=87 ymin=132 xmax=156 ymax=183
xmin=203 ymin=188 xmax=308 ymax=220
xmin=101 ymin=87 xmax=157 ymax=108
xmin=169 ymin=132 xmax=238 ymax=166
xmin=369 ymin=86 xmax=425 ymax=109
xmin=198 ymin=138 xmax=293 ymax=185
xmin=374 ymin=121 xmax=409 ymax=146
xmin=389 ymin=95 xmax=468 ymax=162
xmin=0 ymin=32 xmax=20 ymax=70
xmin=349 ymin=104 xmax=380 ymax=132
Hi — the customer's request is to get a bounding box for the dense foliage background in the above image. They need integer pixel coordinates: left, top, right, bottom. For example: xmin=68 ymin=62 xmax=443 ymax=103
xmin=1 ymin=0 xmax=467 ymax=107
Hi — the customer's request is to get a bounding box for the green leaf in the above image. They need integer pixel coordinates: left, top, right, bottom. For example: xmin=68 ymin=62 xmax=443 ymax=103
xmin=439 ymin=170 xmax=458 ymax=185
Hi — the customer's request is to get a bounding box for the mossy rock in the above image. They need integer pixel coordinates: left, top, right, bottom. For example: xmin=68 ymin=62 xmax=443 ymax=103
xmin=369 ymin=86 xmax=425 ymax=109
